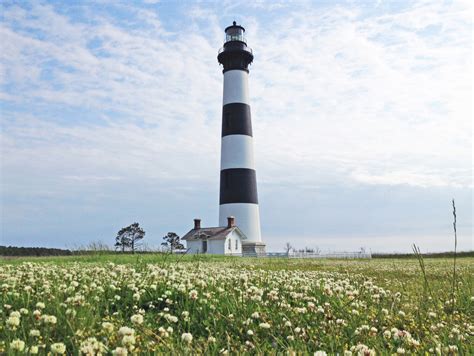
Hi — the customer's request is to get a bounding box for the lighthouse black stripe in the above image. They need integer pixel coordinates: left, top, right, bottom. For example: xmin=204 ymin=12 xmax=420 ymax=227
xmin=222 ymin=103 xmax=253 ymax=137
xmin=220 ymin=168 xmax=258 ymax=204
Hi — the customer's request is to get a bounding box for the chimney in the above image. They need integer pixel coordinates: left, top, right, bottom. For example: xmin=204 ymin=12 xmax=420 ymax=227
xmin=227 ymin=216 xmax=235 ymax=228
xmin=194 ymin=218 xmax=201 ymax=230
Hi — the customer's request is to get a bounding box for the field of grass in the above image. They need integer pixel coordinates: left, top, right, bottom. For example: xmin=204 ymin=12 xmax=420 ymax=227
xmin=1 ymin=254 xmax=473 ymax=354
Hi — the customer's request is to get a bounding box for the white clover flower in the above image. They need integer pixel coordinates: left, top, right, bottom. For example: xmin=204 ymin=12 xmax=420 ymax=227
xmin=130 ymin=314 xmax=143 ymax=325
xmin=314 ymin=351 xmax=327 ymax=356
xmin=344 ymin=351 xmax=352 ymax=356
xmin=164 ymin=314 xmax=178 ymax=323
xmin=189 ymin=290 xmax=198 ymax=300
xmin=30 ymin=329 xmax=41 ymax=337
xmin=10 ymin=311 xmax=21 ymax=318
xmin=41 ymin=315 xmax=57 ymax=324
xmin=397 ymin=348 xmax=405 ymax=354
xmin=294 ymin=327 xmax=301 ymax=334
xmin=287 ymin=335 xmax=294 ymax=341
xmin=158 ymin=327 xmax=169 ymax=338
xmin=208 ymin=336 xmax=216 ymax=343
xmin=383 ymin=330 xmax=391 ymax=339
xmin=181 ymin=332 xmax=193 ymax=343
xmin=259 ymin=322 xmax=271 ymax=329
xmin=251 ymin=312 xmax=260 ymax=319
xmin=6 ymin=315 xmax=20 ymax=328
xmin=118 ymin=326 xmax=135 ymax=336
xmin=10 ymin=339 xmax=25 ymax=352
xmin=28 ymin=345 xmax=39 ymax=354
xmin=102 ymin=322 xmax=114 ymax=333
xmin=50 ymin=342 xmax=67 ymax=354
xmin=112 ymin=347 xmax=128 ymax=356
xmin=121 ymin=335 xmax=136 ymax=346
xmin=36 ymin=302 xmax=46 ymax=309
xmin=247 ymin=330 xmax=254 ymax=336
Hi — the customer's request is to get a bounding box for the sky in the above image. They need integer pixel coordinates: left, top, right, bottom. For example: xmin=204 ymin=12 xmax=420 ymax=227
xmin=0 ymin=0 xmax=472 ymax=253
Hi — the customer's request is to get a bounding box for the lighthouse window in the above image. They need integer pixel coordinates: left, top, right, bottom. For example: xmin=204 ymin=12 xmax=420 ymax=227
xmin=226 ymin=27 xmax=246 ymax=43
xmin=235 ymin=239 xmax=238 ymax=250
xmin=228 ymin=238 xmax=231 ymax=250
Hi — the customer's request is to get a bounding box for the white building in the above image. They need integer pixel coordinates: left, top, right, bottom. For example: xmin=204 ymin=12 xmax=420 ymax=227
xmin=182 ymin=217 xmax=247 ymax=256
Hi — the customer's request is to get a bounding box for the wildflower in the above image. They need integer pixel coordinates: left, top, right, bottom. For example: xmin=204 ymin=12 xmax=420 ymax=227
xmin=251 ymin=312 xmax=260 ymax=319
xmin=247 ymin=330 xmax=254 ymax=336
xmin=164 ymin=314 xmax=178 ymax=323
xmin=80 ymin=337 xmax=107 ymax=355
xmin=36 ymin=302 xmax=46 ymax=309
xmin=10 ymin=311 xmax=21 ymax=318
xmin=314 ymin=352 xmax=327 ymax=356
xmin=30 ymin=329 xmax=41 ymax=337
xmin=121 ymin=335 xmax=136 ymax=346
xmin=383 ymin=330 xmax=391 ymax=339
xmin=181 ymin=332 xmax=193 ymax=343
xmin=130 ymin=314 xmax=143 ymax=325
xmin=102 ymin=322 xmax=114 ymax=333
xmin=112 ymin=347 xmax=128 ymax=356
xmin=6 ymin=315 xmax=20 ymax=328
xmin=50 ymin=342 xmax=67 ymax=354
xmin=397 ymin=348 xmax=405 ymax=354
xmin=259 ymin=322 xmax=271 ymax=329
xmin=28 ymin=345 xmax=39 ymax=354
xmin=118 ymin=326 xmax=135 ymax=336
xmin=158 ymin=327 xmax=169 ymax=338
xmin=189 ymin=290 xmax=198 ymax=300
xmin=208 ymin=336 xmax=216 ymax=343
xmin=41 ymin=315 xmax=57 ymax=324
xmin=10 ymin=339 xmax=25 ymax=352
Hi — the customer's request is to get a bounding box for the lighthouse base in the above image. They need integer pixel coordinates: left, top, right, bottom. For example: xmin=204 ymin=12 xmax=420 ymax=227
xmin=242 ymin=241 xmax=266 ymax=257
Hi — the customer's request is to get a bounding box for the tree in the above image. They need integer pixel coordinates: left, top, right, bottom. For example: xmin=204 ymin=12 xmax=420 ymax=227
xmin=115 ymin=223 xmax=145 ymax=253
xmin=284 ymin=242 xmax=293 ymax=255
xmin=161 ymin=232 xmax=184 ymax=252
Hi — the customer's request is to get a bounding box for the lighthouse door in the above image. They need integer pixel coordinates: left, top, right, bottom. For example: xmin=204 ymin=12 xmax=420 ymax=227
xmin=202 ymin=240 xmax=207 ymax=253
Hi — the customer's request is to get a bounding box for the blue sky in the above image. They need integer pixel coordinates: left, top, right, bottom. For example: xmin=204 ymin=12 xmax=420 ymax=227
xmin=0 ymin=0 xmax=472 ymax=253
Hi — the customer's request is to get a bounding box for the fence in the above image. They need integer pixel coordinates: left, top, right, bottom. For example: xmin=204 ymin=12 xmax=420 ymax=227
xmin=266 ymin=251 xmax=372 ymax=259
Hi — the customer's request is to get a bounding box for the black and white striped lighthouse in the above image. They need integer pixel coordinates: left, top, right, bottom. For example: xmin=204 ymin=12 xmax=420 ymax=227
xmin=217 ymin=21 xmax=265 ymax=256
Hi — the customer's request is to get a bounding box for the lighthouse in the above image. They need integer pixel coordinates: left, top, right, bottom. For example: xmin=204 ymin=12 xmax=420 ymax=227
xmin=217 ymin=21 xmax=266 ymax=256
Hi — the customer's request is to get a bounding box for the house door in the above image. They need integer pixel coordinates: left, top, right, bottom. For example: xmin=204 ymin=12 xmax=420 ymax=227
xmin=202 ymin=240 xmax=207 ymax=253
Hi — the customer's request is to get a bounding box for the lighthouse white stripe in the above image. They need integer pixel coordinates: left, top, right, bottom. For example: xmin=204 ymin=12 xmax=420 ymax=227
xmin=220 ymin=135 xmax=255 ymax=170
xmin=223 ymin=70 xmax=249 ymax=105
xmin=219 ymin=203 xmax=261 ymax=242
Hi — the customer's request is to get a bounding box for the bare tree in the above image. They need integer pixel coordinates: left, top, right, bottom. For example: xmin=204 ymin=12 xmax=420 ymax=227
xmin=284 ymin=242 xmax=293 ymax=255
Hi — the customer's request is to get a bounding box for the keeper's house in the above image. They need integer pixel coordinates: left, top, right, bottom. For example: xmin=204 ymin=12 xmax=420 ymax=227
xmin=182 ymin=217 xmax=247 ymax=255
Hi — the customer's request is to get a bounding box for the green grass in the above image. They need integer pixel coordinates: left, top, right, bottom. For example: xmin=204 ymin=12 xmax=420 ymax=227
xmin=1 ymin=255 xmax=473 ymax=354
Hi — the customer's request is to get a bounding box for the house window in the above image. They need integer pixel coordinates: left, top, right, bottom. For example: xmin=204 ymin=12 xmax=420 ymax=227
xmin=235 ymin=239 xmax=238 ymax=250
xmin=228 ymin=238 xmax=231 ymax=250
